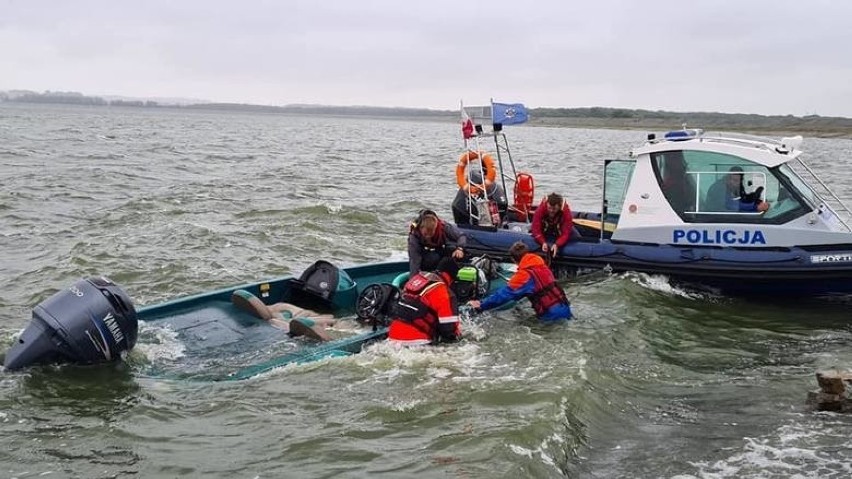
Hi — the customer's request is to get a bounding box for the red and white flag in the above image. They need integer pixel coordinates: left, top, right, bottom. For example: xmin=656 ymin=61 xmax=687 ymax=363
xmin=461 ymin=108 xmax=474 ymax=139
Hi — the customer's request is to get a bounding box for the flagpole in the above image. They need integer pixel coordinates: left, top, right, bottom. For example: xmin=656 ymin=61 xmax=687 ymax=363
xmin=460 ymin=99 xmax=478 ymax=222
xmin=460 ymin=99 xmax=466 ymax=149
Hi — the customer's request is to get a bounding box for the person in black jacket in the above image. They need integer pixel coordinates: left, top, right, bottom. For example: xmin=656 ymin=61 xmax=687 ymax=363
xmin=407 ymin=209 xmax=466 ymax=275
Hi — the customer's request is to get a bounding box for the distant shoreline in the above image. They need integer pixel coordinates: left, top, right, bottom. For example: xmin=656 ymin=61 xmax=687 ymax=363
xmin=528 ymin=117 xmax=852 ymax=139
xmin=3 ymin=91 xmax=851 ymax=139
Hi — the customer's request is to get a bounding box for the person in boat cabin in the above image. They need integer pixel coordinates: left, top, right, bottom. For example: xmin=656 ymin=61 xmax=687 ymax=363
xmin=705 ymin=166 xmax=770 ymax=213
xmin=387 ymin=257 xmax=462 ymax=346
xmin=659 ymin=154 xmax=697 ymax=214
xmin=531 ymin=192 xmax=574 ymax=258
xmin=451 ymin=169 xmax=509 ymax=226
xmin=467 ymin=241 xmax=572 ymax=322
xmin=408 ymin=209 xmax=467 ymax=275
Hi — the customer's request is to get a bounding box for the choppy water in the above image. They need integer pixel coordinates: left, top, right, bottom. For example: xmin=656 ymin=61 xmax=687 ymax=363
xmin=2 ymin=103 xmax=852 ymax=478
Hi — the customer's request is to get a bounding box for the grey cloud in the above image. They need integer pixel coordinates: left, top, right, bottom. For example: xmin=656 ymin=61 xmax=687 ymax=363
xmin=1 ymin=0 xmax=850 ymax=116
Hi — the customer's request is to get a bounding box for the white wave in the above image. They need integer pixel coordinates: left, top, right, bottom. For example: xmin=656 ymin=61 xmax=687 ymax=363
xmin=325 ymin=203 xmax=342 ymax=214
xmin=460 ymin=308 xmax=487 ymax=341
xmin=687 ymin=421 xmax=852 ymax=478
xmin=352 ymin=341 xmax=492 ymax=386
xmin=2 ymin=328 xmax=24 ymax=343
xmin=358 ymin=340 xmax=482 ymax=369
xmin=132 ymin=323 xmax=186 ymax=363
xmin=508 ymin=442 xmax=557 ymax=469
xmin=382 ymin=397 xmax=425 ymax=412
xmin=620 ymin=271 xmax=710 ymax=299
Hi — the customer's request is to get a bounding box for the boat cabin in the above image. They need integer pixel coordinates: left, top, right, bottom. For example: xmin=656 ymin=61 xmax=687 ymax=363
xmin=603 ymin=129 xmax=852 ymax=248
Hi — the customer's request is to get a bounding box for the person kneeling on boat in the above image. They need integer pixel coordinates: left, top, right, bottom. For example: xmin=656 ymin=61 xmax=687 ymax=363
xmin=388 ymin=257 xmax=462 ymax=346
xmin=408 ymin=209 xmax=467 ymax=275
xmin=467 ymin=241 xmax=572 ymax=322
xmin=531 ymin=192 xmax=575 ymax=259
xmin=231 ymin=290 xmax=336 ymax=342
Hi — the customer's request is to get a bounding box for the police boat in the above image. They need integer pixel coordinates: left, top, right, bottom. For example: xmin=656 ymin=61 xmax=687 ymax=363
xmin=455 ymin=128 xmax=852 ymax=296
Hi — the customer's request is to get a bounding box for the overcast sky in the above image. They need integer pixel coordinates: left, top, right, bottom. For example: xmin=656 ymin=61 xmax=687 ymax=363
xmin=2 ymin=0 xmax=851 ymax=117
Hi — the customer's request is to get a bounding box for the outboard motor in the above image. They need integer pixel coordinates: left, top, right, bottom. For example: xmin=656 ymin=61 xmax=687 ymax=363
xmin=3 ymin=277 xmax=138 ymax=370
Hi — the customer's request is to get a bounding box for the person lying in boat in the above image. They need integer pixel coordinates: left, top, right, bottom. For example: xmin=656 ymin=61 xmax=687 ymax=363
xmin=231 ymin=290 xmax=336 ymax=341
xmin=467 ymin=241 xmax=572 ymax=322
xmin=387 ymin=257 xmax=462 ymax=346
xmin=451 ymin=170 xmax=509 ymax=226
xmin=408 ymin=209 xmax=467 ymax=275
xmin=531 ymin=192 xmax=575 ymax=259
xmin=705 ymin=166 xmax=770 ymax=213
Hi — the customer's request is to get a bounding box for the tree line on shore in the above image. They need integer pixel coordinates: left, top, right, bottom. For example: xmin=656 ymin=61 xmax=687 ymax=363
xmin=3 ymin=89 xmax=850 ymax=137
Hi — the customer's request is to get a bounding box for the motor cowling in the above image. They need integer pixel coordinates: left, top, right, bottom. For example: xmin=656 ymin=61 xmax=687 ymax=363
xmin=3 ymin=277 xmax=138 ymax=370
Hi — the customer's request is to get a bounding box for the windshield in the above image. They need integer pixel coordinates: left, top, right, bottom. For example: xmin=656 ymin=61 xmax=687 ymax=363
xmin=777 ymin=163 xmax=820 ymax=210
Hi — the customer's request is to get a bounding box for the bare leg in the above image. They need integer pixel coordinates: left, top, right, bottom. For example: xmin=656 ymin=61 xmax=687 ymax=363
xmin=270 ymin=303 xmax=336 ymax=327
xmin=231 ymin=290 xmax=292 ymax=332
xmin=231 ymin=291 xmax=334 ymax=340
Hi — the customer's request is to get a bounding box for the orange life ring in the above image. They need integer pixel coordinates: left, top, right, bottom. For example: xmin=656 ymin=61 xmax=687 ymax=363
xmin=456 ymin=151 xmax=497 ymax=194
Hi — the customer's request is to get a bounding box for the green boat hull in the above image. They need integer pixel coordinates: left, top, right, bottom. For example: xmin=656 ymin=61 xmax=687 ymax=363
xmin=135 ymin=260 xmax=507 ymax=381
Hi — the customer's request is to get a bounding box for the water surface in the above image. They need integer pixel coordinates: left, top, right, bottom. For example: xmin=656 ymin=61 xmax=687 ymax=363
xmin=2 ymin=103 xmax=852 ymax=478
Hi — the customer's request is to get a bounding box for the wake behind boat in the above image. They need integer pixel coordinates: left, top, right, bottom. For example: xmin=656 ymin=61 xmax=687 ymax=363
xmin=452 ymin=104 xmax=852 ymax=296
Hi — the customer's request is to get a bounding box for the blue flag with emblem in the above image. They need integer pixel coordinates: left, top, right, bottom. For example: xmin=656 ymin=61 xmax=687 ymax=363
xmin=491 ymin=102 xmax=529 ymax=125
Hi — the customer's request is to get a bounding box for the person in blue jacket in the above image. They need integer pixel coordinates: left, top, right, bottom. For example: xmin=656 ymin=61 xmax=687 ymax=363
xmin=706 ymin=166 xmax=770 ymax=213
xmin=467 ymin=241 xmax=572 ymax=322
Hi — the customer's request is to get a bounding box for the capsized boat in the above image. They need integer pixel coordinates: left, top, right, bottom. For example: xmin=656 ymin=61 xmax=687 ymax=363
xmin=452 ymin=123 xmax=852 ymax=296
xmin=3 ymin=258 xmax=507 ymax=380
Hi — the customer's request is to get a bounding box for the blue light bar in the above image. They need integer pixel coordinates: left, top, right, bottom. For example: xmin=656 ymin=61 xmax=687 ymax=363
xmin=664 ymin=129 xmax=703 ymax=141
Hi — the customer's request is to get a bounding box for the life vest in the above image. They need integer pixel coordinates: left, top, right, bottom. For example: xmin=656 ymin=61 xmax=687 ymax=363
xmin=456 ymin=151 xmax=497 ymax=195
xmin=525 ymin=263 xmax=569 ymax=316
xmin=540 ymin=198 xmax=567 ymax=238
xmin=389 ymin=272 xmax=444 ymax=340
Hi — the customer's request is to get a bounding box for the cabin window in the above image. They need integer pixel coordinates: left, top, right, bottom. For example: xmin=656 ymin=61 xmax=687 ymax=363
xmin=762 ymin=164 xmax=814 ymax=222
xmin=776 ymin=164 xmax=819 ymax=209
xmin=603 ymin=159 xmax=635 ymax=227
xmin=652 ymin=150 xmax=698 ymax=219
xmin=651 ymin=150 xmax=809 ymax=224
